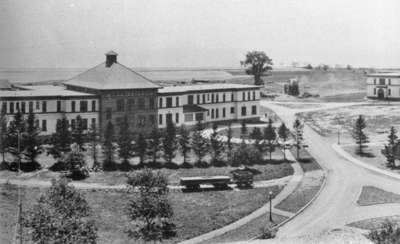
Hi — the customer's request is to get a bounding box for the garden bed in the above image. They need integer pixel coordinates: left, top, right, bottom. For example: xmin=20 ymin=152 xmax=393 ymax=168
xmin=357 ymin=186 xmax=400 ymax=206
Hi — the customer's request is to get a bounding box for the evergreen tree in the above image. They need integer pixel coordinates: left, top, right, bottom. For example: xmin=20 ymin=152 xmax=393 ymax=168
xmin=384 ymin=126 xmax=398 ymax=168
xmin=210 ymin=123 xmax=224 ymax=166
xmin=21 ymin=111 xmax=42 ymax=170
xmin=178 ymin=125 xmax=190 ymax=166
xmin=22 ymin=178 xmax=97 ymax=244
xmin=49 ymin=114 xmax=72 ymax=159
xmin=6 ymin=110 xmax=25 ymax=164
xmin=0 ymin=110 xmax=7 ymax=164
xmin=135 ymin=133 xmax=147 ymax=166
xmin=352 ymin=115 xmax=369 ymax=155
xmin=87 ymin=123 xmax=100 ymax=171
xmin=240 ymin=120 xmax=248 ymax=138
xmin=263 ymin=119 xmax=276 ymax=161
xmin=192 ymin=121 xmax=209 ymax=167
xmin=72 ymin=115 xmax=85 ymax=150
xmin=147 ymin=127 xmax=162 ymax=166
xmin=232 ymin=139 xmax=250 ymax=166
xmin=226 ymin=122 xmax=234 ymax=164
xmin=103 ymin=121 xmax=117 ymax=171
xmin=278 ymin=122 xmax=289 ymax=161
xmin=163 ymin=120 xmax=177 ymax=164
xmin=250 ymin=127 xmax=263 ymax=153
xmin=293 ymin=118 xmax=304 ymax=160
xmin=118 ymin=115 xmax=132 ymax=170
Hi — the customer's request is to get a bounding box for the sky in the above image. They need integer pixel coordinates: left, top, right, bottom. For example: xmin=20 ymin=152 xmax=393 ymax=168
xmin=0 ymin=0 xmax=399 ymax=68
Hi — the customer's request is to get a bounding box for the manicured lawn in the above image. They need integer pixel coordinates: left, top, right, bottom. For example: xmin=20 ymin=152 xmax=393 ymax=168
xmin=275 ymin=170 xmax=324 ymax=213
xmin=348 ymin=215 xmax=400 ymax=230
xmin=0 ymin=184 xmax=282 ymax=244
xmin=357 ymin=186 xmax=400 ymax=206
xmin=289 ymin=146 xmax=321 ymax=172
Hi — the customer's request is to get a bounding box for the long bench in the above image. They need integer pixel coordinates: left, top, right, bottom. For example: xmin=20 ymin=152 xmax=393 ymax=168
xmin=180 ymin=176 xmax=231 ymax=190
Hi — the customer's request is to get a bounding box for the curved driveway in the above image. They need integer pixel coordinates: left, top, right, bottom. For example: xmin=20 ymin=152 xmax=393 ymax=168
xmin=262 ymin=101 xmax=400 ymax=239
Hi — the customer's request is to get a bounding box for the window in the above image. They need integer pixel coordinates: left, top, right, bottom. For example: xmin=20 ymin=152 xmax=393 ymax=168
xmin=166 ymin=97 xmax=172 ymax=108
xmin=42 ymin=120 xmax=47 ymax=131
xmin=57 ymin=101 xmax=62 ymax=112
xmin=138 ymin=98 xmax=145 ymax=109
xmin=2 ymin=102 xmax=7 ymax=114
xmin=222 ymin=108 xmax=226 ymax=117
xmin=216 ymin=94 xmax=219 ymax=103
xmin=159 ymin=114 xmax=163 ymax=125
xmin=166 ymin=113 xmax=173 ymax=124
xmin=373 ymin=79 xmax=376 ymax=85
xmin=211 ymin=94 xmax=215 ymax=103
xmin=127 ymin=99 xmax=135 ymax=111
xmin=28 ymin=102 xmax=33 ymax=113
xmin=388 ymin=89 xmax=391 ymax=96
xmin=374 ymin=88 xmax=376 ymax=95
xmin=185 ymin=113 xmax=194 ymax=122
xmin=207 ymin=93 xmax=210 ymax=101
xmin=188 ymin=95 xmax=194 ymax=105
xmin=10 ymin=102 xmax=14 ymax=114
xmin=106 ymin=108 xmax=112 ymax=120
xmin=389 ymin=79 xmax=392 ymax=85
xmin=202 ymin=94 xmax=206 ymax=104
xmin=159 ymin=98 xmax=163 ymax=108
xmin=42 ymin=101 xmax=47 ymax=112
xmin=231 ymin=93 xmax=234 ymax=101
xmin=71 ymin=101 xmax=76 ymax=112
xmin=230 ymin=107 xmax=235 ymax=114
xmin=252 ymin=105 xmax=257 ymax=115
xmin=36 ymin=101 xmax=40 ymax=110
xmin=223 ymin=93 xmax=226 ymax=102
xmin=195 ymin=112 xmax=204 ymax=121
xmin=149 ymin=98 xmax=155 ymax=109
xmin=253 ymin=91 xmax=256 ymax=100
xmin=241 ymin=106 xmax=247 ymax=116
xmin=175 ymin=113 xmax=179 ymax=124
xmin=211 ymin=109 xmax=214 ymax=119
xmin=248 ymin=92 xmax=251 ymax=100
xmin=379 ymin=78 xmax=385 ymax=85
xmin=21 ymin=102 xmax=25 ymax=113
xmin=215 ymin=108 xmax=219 ymax=118
xmin=16 ymin=102 xmax=19 ymax=112
xmin=92 ymin=100 xmax=96 ymax=112
xmin=242 ymin=92 xmax=246 ymax=101
xmin=82 ymin=118 xmax=88 ymax=130
xmin=91 ymin=118 xmax=96 ymax=128
xmin=116 ymin=99 xmax=125 ymax=112
xmin=35 ymin=119 xmax=39 ymax=128
xmin=197 ymin=95 xmax=200 ymax=104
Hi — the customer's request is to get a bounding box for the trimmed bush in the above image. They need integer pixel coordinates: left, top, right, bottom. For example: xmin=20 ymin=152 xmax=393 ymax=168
xmin=164 ymin=162 xmax=180 ymax=169
xmin=180 ymin=162 xmax=193 ymax=169
xmin=194 ymin=161 xmax=209 ymax=168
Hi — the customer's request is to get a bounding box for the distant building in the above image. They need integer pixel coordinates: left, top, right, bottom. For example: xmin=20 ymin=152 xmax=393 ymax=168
xmin=0 ymin=51 xmax=261 ymax=136
xmin=367 ymin=73 xmax=400 ymax=100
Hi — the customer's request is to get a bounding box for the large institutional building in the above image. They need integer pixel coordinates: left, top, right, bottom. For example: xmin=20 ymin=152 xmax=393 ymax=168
xmin=0 ymin=52 xmax=261 ymax=135
xmin=366 ymin=73 xmax=400 ymax=100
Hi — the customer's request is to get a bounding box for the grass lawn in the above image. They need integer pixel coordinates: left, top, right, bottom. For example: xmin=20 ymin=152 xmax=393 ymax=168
xmin=0 ymin=183 xmax=283 ymax=244
xmin=348 ymin=215 xmax=400 ymax=230
xmin=275 ymin=170 xmax=324 ymax=213
xmin=289 ymin=147 xmax=321 ymax=172
xmin=357 ymin=186 xmax=400 ymax=206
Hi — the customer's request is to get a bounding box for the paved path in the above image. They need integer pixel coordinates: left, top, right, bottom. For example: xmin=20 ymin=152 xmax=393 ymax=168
xmin=260 ymin=101 xmax=400 ymax=239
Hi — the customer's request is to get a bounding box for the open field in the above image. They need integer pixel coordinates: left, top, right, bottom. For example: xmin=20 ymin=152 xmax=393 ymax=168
xmin=357 ymin=186 xmax=400 ymax=206
xmin=0 ymin=183 xmax=282 ymax=244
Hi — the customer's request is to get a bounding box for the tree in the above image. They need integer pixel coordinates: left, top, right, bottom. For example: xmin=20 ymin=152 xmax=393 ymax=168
xmin=148 ymin=127 xmax=162 ymax=167
xmin=346 ymin=64 xmax=352 ymax=70
xmin=135 ymin=133 xmax=147 ymax=166
xmin=22 ymin=178 xmax=97 ymax=244
xmin=210 ymin=123 xmax=224 ymax=166
xmin=226 ymin=122 xmax=234 ymax=163
xmin=6 ymin=110 xmax=25 ymax=162
xmin=126 ymin=169 xmax=176 ymax=242
xmin=118 ymin=115 xmax=132 ymax=170
xmin=87 ymin=123 xmax=100 ymax=170
xmin=163 ymin=120 xmax=177 ymax=164
xmin=49 ymin=114 xmax=72 ymax=159
xmin=383 ymin=126 xmax=398 ymax=168
xmin=304 ymin=64 xmax=313 ymax=70
xmin=263 ymin=119 xmax=276 ymax=161
xmin=192 ymin=121 xmax=209 ymax=167
xmin=293 ymin=119 xmax=304 ymax=160
xmin=232 ymin=139 xmax=251 ymax=166
xmin=241 ymin=51 xmax=273 ymax=85
xmin=178 ymin=125 xmax=190 ymax=166
xmin=103 ymin=121 xmax=117 ymax=171
xmin=72 ymin=115 xmax=85 ymax=150
xmin=352 ymin=115 xmax=369 ymax=155
xmin=0 ymin=109 xmax=7 ymax=165
xmin=64 ymin=144 xmax=89 ymax=180
xmin=21 ymin=111 xmax=42 ymax=171
xmin=250 ymin=127 xmax=263 ymax=153
xmin=278 ymin=123 xmax=289 ymax=161
xmin=241 ymin=120 xmax=248 ymax=138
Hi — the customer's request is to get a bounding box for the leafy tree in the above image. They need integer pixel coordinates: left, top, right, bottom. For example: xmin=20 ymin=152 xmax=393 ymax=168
xmin=72 ymin=115 xmax=85 ymax=150
xmin=226 ymin=122 xmax=234 ymax=163
xmin=0 ymin=110 xmax=7 ymax=165
xmin=241 ymin=120 xmax=248 ymax=138
xmin=22 ymin=178 xmax=97 ymax=244
xmin=147 ymin=127 xmax=162 ymax=166
xmin=64 ymin=144 xmax=89 ymax=180
xmin=192 ymin=121 xmax=209 ymax=167
xmin=250 ymin=127 xmax=263 ymax=153
xmin=21 ymin=111 xmax=42 ymax=171
xmin=126 ymin=169 xmax=176 ymax=242
xmin=264 ymin=119 xmax=277 ymax=161
xmin=118 ymin=115 xmax=132 ymax=170
xmin=241 ymin=51 xmax=273 ymax=85
xmin=163 ymin=120 xmax=177 ymax=164
xmin=49 ymin=114 xmax=72 ymax=159
xmin=352 ymin=115 xmax=369 ymax=155
xmin=210 ymin=123 xmax=224 ymax=166
xmin=135 ymin=133 xmax=148 ymax=166
xmin=103 ymin=121 xmax=117 ymax=171
xmin=87 ymin=123 xmax=100 ymax=170
xmin=278 ymin=123 xmax=289 ymax=161
xmin=293 ymin=119 xmax=304 ymax=160
xmin=178 ymin=125 xmax=190 ymax=166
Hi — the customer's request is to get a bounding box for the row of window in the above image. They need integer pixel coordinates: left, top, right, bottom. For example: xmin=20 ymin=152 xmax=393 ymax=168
xmin=374 ymin=88 xmax=393 ymax=96
xmin=114 ymin=115 xmax=156 ymax=127
xmin=116 ymin=97 xmax=156 ymax=112
xmin=208 ymin=105 xmax=257 ymax=119
xmin=373 ymin=78 xmax=392 ymax=86
xmin=0 ymin=100 xmax=97 ymax=114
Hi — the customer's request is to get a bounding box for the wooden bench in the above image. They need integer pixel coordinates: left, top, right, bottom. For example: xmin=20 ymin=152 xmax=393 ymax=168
xmin=180 ymin=176 xmax=231 ymax=190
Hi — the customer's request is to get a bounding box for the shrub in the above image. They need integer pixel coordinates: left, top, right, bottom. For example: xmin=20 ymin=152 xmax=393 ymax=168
xmin=164 ymin=161 xmax=179 ymax=169
xmin=194 ymin=161 xmax=209 ymax=168
xmin=211 ymin=159 xmax=227 ymax=167
xmin=118 ymin=160 xmax=132 ymax=171
xmin=260 ymin=227 xmax=277 ymax=239
xmin=368 ymin=220 xmax=400 ymax=244
xmin=180 ymin=161 xmax=193 ymax=169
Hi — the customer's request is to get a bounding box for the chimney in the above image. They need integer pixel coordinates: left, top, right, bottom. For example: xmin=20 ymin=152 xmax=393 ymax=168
xmin=105 ymin=51 xmax=118 ymax=67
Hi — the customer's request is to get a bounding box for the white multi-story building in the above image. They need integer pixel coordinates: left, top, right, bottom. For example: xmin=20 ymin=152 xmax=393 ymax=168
xmin=366 ymin=73 xmax=400 ymax=100
xmin=157 ymin=83 xmax=260 ymax=128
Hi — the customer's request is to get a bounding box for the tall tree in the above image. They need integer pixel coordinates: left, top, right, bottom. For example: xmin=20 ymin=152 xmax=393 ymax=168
xmin=126 ymin=169 xmax=176 ymax=242
xmin=240 ymin=120 xmax=248 ymax=138
xmin=278 ymin=123 xmax=289 ymax=161
xmin=135 ymin=133 xmax=147 ymax=166
xmin=22 ymin=111 xmax=42 ymax=170
xmin=226 ymin=122 xmax=234 ymax=163
xmin=163 ymin=120 xmax=177 ymax=164
xmin=49 ymin=114 xmax=72 ymax=159
xmin=383 ymin=126 xmax=398 ymax=168
xmin=178 ymin=125 xmax=190 ymax=166
xmin=263 ymin=119 xmax=277 ymax=161
xmin=22 ymin=178 xmax=97 ymax=244
xmin=352 ymin=115 xmax=369 ymax=155
xmin=118 ymin=115 xmax=132 ymax=170
xmin=103 ymin=121 xmax=117 ymax=171
xmin=293 ymin=119 xmax=304 ymax=160
xmin=6 ymin=110 xmax=25 ymax=163
xmin=210 ymin=123 xmax=224 ymax=166
xmin=147 ymin=127 xmax=162 ymax=166
xmin=72 ymin=115 xmax=85 ymax=150
xmin=240 ymin=51 xmax=273 ymax=85
xmin=192 ymin=121 xmax=209 ymax=166
xmin=250 ymin=127 xmax=263 ymax=153
xmin=87 ymin=123 xmax=100 ymax=170
xmin=0 ymin=110 xmax=7 ymax=164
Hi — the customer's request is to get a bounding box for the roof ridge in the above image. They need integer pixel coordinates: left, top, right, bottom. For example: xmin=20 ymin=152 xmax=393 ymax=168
xmin=64 ymin=62 xmax=106 ymax=83
xmin=116 ymin=62 xmax=161 ymax=88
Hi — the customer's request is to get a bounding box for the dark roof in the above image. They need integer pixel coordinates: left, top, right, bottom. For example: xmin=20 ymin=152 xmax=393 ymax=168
xmin=0 ymin=79 xmax=13 ymax=90
xmin=183 ymin=104 xmax=208 ymax=113
xmin=105 ymin=50 xmax=118 ymax=56
xmin=64 ymin=62 xmax=160 ymax=90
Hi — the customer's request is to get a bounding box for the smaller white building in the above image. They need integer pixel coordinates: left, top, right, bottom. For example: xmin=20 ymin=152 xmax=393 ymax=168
xmin=366 ymin=73 xmax=400 ymax=100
